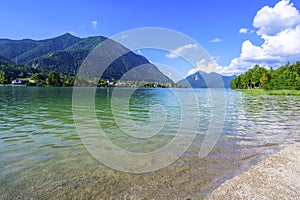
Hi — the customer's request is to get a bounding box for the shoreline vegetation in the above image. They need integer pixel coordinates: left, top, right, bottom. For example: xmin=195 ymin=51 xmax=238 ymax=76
xmin=0 ymin=62 xmax=184 ymax=88
xmin=236 ymin=89 xmax=300 ymax=96
xmin=0 ymin=81 xmax=185 ymax=88
xmin=230 ymin=61 xmax=300 ymax=95
xmin=0 ymin=76 xmax=185 ymax=88
xmin=0 ymin=62 xmax=183 ymax=88
xmin=231 ymin=61 xmax=300 ymax=90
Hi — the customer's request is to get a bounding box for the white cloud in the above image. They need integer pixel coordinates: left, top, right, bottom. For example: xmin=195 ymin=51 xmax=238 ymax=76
xmin=186 ymin=58 xmax=221 ymax=75
xmin=92 ymin=20 xmax=98 ymax=29
xmin=239 ymin=28 xmax=254 ymax=34
xmin=223 ymin=24 xmax=300 ymax=75
xmin=166 ymin=43 xmax=199 ymax=58
xmin=186 ymin=57 xmax=238 ymax=76
xmin=136 ymin=49 xmax=143 ymax=55
xmin=195 ymin=59 xmax=215 ymax=73
xmin=239 ymin=28 xmax=248 ymax=34
xmin=216 ymin=58 xmax=267 ymax=76
xmin=253 ymin=0 xmax=300 ymax=36
xmin=209 ymin=38 xmax=222 ymax=43
xmin=240 ymin=26 xmax=300 ymax=63
xmin=187 ymin=68 xmax=198 ymax=76
xmin=214 ymin=0 xmax=300 ymax=76
xmin=67 ymin=31 xmax=76 ymax=36
xmin=185 ymin=57 xmax=259 ymax=77
xmin=168 ymin=1 xmax=300 ymax=77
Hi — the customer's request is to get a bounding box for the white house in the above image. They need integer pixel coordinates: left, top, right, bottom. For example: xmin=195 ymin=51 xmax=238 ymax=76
xmin=12 ymin=79 xmax=29 ymax=84
xmin=12 ymin=79 xmax=22 ymax=84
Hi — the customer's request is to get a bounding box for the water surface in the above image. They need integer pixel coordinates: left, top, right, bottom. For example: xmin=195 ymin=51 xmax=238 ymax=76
xmin=0 ymin=87 xmax=299 ymax=199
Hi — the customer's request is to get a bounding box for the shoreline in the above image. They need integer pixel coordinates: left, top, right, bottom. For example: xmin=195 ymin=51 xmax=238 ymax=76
xmin=206 ymin=142 xmax=300 ymax=199
xmin=236 ymin=89 xmax=300 ymax=96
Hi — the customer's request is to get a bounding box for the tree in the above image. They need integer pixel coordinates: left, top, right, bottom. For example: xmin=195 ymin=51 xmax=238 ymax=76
xmin=230 ymin=62 xmax=300 ymax=90
xmin=31 ymin=73 xmax=46 ymax=81
xmin=97 ymin=78 xmax=108 ymax=87
xmin=290 ymin=61 xmax=300 ymax=75
xmin=46 ymin=71 xmax=61 ymax=86
xmin=252 ymin=66 xmax=267 ymax=88
xmin=230 ymin=76 xmax=239 ymax=89
xmin=0 ymin=70 xmax=5 ymax=84
xmin=260 ymin=74 xmax=269 ymax=86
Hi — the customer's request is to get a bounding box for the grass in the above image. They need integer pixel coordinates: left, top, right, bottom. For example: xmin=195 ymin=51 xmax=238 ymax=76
xmin=236 ymin=89 xmax=300 ymax=96
xmin=18 ymin=77 xmax=31 ymax=80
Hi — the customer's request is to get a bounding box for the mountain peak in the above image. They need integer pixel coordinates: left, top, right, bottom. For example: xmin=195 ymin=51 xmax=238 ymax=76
xmin=177 ymin=71 xmax=236 ymax=88
xmin=63 ymin=32 xmax=76 ymax=37
xmin=55 ymin=32 xmax=80 ymax=40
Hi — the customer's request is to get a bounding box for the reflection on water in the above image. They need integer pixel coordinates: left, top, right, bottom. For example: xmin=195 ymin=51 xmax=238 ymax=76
xmin=0 ymin=87 xmax=299 ymax=199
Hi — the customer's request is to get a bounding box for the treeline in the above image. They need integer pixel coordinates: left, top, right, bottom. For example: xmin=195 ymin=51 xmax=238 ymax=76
xmin=0 ymin=62 xmax=39 ymax=84
xmin=0 ymin=62 xmax=75 ymax=86
xmin=230 ymin=61 xmax=300 ymax=90
xmin=0 ymin=62 xmax=175 ymax=88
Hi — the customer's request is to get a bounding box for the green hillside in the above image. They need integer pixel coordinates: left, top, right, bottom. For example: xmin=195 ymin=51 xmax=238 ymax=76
xmin=0 ymin=33 xmax=81 ymax=64
xmin=28 ymin=50 xmax=89 ymax=75
xmin=0 ymin=55 xmax=12 ymax=63
xmin=0 ymin=33 xmax=172 ymax=84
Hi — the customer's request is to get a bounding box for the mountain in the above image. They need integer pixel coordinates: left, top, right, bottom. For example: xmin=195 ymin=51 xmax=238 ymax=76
xmin=0 ymin=33 xmax=81 ymax=64
xmin=0 ymin=33 xmax=172 ymax=83
xmin=28 ymin=50 xmax=90 ymax=75
xmin=0 ymin=55 xmax=12 ymax=63
xmin=177 ymin=71 xmax=235 ymax=88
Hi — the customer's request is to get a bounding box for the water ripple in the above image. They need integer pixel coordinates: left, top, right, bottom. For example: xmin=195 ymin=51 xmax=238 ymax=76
xmin=1 ymin=87 xmax=300 ymax=199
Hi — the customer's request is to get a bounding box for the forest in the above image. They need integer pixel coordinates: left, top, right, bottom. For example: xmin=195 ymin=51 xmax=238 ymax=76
xmin=230 ymin=61 xmax=300 ymax=90
xmin=0 ymin=62 xmax=175 ymax=88
xmin=0 ymin=62 xmax=74 ymax=86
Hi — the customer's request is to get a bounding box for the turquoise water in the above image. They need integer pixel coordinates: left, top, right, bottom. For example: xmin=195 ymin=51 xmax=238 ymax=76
xmin=0 ymin=87 xmax=300 ymax=199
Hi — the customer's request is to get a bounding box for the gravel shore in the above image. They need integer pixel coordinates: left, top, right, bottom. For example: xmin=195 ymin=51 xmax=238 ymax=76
xmin=206 ymin=142 xmax=300 ymax=200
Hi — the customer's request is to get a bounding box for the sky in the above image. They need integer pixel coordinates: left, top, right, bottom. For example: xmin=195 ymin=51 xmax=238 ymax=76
xmin=1 ymin=0 xmax=300 ymax=77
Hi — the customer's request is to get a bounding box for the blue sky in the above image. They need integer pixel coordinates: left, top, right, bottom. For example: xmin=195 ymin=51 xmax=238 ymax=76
xmin=1 ymin=0 xmax=300 ymax=77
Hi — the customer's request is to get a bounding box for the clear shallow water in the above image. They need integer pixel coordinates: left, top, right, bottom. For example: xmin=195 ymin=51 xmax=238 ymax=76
xmin=0 ymin=87 xmax=300 ymax=199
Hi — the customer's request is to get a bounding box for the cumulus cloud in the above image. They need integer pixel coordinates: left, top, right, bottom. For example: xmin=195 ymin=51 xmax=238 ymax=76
xmin=187 ymin=68 xmax=198 ymax=76
xmin=240 ymin=26 xmax=300 ymax=63
xmin=92 ymin=20 xmax=98 ymax=29
xmin=209 ymin=38 xmax=222 ymax=43
xmin=186 ymin=57 xmax=238 ymax=76
xmin=239 ymin=28 xmax=254 ymax=34
xmin=195 ymin=59 xmax=218 ymax=73
xmin=217 ymin=58 xmax=269 ymax=76
xmin=186 ymin=58 xmax=222 ymax=75
xmin=239 ymin=28 xmax=248 ymax=34
xmin=215 ymin=0 xmax=300 ymax=76
xmin=166 ymin=43 xmax=199 ymax=58
xmin=253 ymin=0 xmax=300 ymax=35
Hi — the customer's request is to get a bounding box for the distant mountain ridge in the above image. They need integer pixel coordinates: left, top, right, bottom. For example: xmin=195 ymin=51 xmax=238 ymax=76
xmin=177 ymin=71 xmax=235 ymax=88
xmin=0 ymin=33 xmax=172 ymax=83
xmin=0 ymin=33 xmax=82 ymax=64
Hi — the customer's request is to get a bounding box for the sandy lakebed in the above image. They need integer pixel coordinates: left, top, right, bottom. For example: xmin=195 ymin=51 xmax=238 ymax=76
xmin=206 ymin=142 xmax=300 ymax=200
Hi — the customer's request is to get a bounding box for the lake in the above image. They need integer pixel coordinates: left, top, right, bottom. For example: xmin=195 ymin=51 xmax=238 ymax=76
xmin=0 ymin=87 xmax=300 ymax=199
